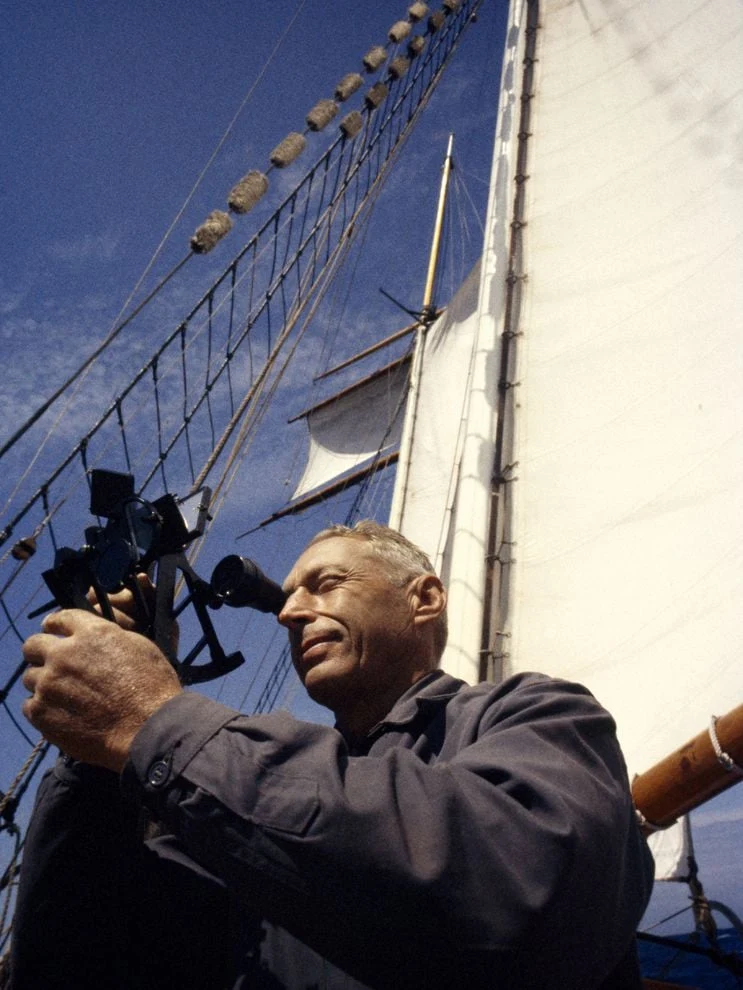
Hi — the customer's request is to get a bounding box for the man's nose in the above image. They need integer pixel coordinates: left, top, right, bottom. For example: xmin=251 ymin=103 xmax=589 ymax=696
xmin=277 ymin=587 xmax=315 ymax=628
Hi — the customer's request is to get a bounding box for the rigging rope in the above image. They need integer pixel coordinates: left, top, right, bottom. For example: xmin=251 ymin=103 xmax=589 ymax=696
xmin=0 ymin=0 xmax=310 ymax=483
xmin=0 ymin=0 xmax=484 ymax=865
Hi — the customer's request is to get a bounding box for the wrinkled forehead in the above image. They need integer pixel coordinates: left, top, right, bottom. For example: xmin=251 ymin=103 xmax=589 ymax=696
xmin=283 ymin=535 xmax=379 ymax=590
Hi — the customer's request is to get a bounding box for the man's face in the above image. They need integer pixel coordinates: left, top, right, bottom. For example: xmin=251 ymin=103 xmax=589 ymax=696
xmin=278 ymin=536 xmax=418 ymax=715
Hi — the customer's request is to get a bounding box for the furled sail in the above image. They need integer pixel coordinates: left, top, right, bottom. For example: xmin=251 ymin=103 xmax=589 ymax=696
xmin=292 ymin=359 xmax=408 ymax=501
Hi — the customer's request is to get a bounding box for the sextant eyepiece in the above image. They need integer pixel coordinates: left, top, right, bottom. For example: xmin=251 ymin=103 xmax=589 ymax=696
xmin=210 ymin=555 xmax=287 ymax=615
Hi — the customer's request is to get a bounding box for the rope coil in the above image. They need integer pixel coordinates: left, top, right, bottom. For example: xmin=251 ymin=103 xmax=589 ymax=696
xmin=270 ymin=132 xmax=307 ymax=168
xmin=306 ymin=99 xmax=338 ymax=132
xmin=363 ymin=46 xmax=388 ymax=73
xmin=340 ymin=110 xmax=364 ymax=139
xmin=389 ymin=20 xmax=413 ymax=42
xmin=335 ymin=73 xmax=363 ymax=102
xmin=365 ymin=82 xmax=389 ymax=109
xmin=228 ymin=171 xmax=269 ymax=215
xmin=408 ymin=35 xmax=426 ymax=57
xmin=389 ymin=55 xmax=411 ymax=80
xmin=190 ymin=211 xmax=233 ymax=253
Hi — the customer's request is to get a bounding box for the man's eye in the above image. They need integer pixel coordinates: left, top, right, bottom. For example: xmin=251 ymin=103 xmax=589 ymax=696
xmin=317 ymin=576 xmax=341 ymax=592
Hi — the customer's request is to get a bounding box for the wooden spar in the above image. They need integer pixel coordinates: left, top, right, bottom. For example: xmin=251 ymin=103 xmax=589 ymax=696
xmin=632 ymin=703 xmax=743 ymax=835
xmin=314 ymin=323 xmax=419 ymax=382
xmin=389 ymin=135 xmax=454 ymax=529
xmin=421 ymin=133 xmax=455 ymax=318
xmin=318 ymin=130 xmax=452 ymax=387
xmin=242 ymin=452 xmax=399 ymax=535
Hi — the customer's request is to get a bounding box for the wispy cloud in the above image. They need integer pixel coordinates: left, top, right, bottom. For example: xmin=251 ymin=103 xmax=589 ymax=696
xmin=46 ymin=231 xmax=121 ymax=264
xmin=693 ymin=805 xmax=743 ymax=829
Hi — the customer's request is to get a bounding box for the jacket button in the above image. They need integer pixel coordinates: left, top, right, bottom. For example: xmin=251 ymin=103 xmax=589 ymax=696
xmin=147 ymin=759 xmax=170 ymax=787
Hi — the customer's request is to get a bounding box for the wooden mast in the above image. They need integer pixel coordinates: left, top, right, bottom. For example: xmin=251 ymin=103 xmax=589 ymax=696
xmin=633 ymin=703 xmax=743 ymax=835
xmin=421 ymin=133 xmax=455 ymax=319
xmin=389 ymin=134 xmax=454 ymax=529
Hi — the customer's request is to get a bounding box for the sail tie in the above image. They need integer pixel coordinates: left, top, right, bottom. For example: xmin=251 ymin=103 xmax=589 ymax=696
xmin=634 ymin=806 xmax=675 ymax=834
xmin=708 ymin=716 xmax=743 ymax=775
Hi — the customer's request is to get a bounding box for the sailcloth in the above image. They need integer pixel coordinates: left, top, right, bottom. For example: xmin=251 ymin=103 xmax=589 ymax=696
xmin=292 ymin=360 xmax=408 ymax=501
xmin=396 ymin=0 xmax=743 ymax=792
xmin=389 ymin=262 xmax=482 ymax=575
xmin=499 ymin=0 xmax=743 ymax=780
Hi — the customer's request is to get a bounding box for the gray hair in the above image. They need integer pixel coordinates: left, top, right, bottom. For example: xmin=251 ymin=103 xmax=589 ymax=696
xmin=307 ymin=520 xmax=448 ymax=657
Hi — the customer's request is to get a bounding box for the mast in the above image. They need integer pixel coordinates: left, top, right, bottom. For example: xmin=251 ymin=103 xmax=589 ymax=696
xmin=389 ymin=134 xmax=454 ymax=531
xmin=422 ymin=133 xmax=455 ymax=320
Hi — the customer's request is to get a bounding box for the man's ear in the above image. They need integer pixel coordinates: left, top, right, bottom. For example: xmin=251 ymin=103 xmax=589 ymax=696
xmin=408 ymin=574 xmax=447 ymax=628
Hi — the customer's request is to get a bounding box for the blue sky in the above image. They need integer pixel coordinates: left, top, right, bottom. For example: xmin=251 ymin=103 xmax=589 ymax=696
xmin=2 ymin=0 xmax=742 ymax=948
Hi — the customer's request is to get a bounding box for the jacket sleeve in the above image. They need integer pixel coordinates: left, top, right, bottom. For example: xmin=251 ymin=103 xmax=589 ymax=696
xmin=120 ymin=677 xmax=654 ymax=988
xmin=9 ymin=756 xmax=234 ymax=990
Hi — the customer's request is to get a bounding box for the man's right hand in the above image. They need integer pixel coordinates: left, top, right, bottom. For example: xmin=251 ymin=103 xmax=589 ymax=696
xmin=22 ymin=608 xmax=182 ymax=773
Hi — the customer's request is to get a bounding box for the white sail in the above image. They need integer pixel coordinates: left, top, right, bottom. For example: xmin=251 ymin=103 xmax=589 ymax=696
xmin=651 ymin=816 xmax=694 ymax=883
xmin=392 ymin=0 xmax=531 ymax=681
xmin=498 ymin=0 xmax=743 ymax=781
xmin=292 ymin=361 xmax=408 ymax=501
xmin=396 ymin=0 xmax=743 ymax=789
xmin=388 ymin=263 xmax=481 ymax=568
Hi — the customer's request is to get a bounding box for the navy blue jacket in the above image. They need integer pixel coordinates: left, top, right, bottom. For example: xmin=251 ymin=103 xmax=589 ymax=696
xmin=10 ymin=671 xmax=653 ymax=988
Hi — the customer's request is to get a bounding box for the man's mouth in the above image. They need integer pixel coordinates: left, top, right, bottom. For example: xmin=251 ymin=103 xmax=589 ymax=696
xmin=300 ymin=633 xmax=339 ymax=663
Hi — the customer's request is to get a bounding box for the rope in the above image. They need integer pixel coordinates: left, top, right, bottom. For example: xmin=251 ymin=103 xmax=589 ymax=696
xmin=708 ymin=715 xmax=743 ymax=774
xmin=0 ymin=2 xmax=310 ymax=482
xmin=0 ymin=0 xmax=484 ymax=831
xmin=0 ymin=739 xmax=48 ymax=825
xmin=0 ymin=254 xmax=191 ymax=482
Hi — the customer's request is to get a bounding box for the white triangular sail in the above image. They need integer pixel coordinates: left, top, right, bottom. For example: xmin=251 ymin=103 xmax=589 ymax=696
xmin=651 ymin=816 xmax=695 ymax=883
xmin=389 ymin=262 xmax=482 ymax=571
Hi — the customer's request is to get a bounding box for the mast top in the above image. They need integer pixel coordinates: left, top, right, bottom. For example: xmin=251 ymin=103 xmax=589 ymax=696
xmin=421 ymin=133 xmax=455 ymax=320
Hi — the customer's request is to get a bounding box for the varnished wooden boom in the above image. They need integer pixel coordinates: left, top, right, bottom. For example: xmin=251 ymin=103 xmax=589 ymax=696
xmin=632 ymin=704 xmax=743 ymax=835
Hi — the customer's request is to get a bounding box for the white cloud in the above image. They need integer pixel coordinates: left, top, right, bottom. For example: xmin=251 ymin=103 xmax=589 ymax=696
xmin=46 ymin=231 xmax=121 ymax=264
xmin=693 ymin=805 xmax=743 ymax=829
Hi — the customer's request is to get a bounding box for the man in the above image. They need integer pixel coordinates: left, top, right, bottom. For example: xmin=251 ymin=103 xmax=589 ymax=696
xmin=12 ymin=522 xmax=653 ymax=988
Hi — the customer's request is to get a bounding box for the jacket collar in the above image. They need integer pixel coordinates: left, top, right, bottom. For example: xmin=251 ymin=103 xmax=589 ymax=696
xmin=370 ymin=669 xmax=466 ymax=734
